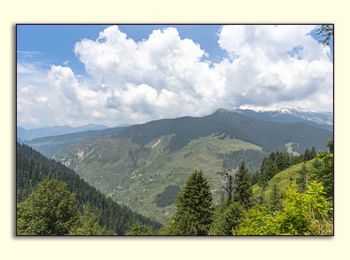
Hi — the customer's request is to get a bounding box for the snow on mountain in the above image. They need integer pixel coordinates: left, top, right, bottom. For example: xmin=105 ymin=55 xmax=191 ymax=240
xmin=236 ymin=105 xmax=333 ymax=129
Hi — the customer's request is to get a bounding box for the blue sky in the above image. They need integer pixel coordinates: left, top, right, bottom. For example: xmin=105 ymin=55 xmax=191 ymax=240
xmin=17 ymin=25 xmax=333 ymax=128
xmin=17 ymin=24 xmax=227 ymax=75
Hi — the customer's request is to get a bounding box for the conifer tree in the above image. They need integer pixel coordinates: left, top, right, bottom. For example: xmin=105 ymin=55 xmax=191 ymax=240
xmin=269 ymin=184 xmax=282 ymax=211
xmin=172 ymin=170 xmax=214 ymax=235
xmin=296 ymin=164 xmax=308 ymax=193
xmin=233 ymin=162 xmax=252 ymax=209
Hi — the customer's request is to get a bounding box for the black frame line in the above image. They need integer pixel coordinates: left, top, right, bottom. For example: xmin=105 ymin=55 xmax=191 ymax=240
xmin=15 ymin=23 xmax=335 ymax=237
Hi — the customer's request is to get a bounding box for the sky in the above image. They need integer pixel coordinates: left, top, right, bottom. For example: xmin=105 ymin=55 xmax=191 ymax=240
xmin=17 ymin=24 xmax=333 ymax=128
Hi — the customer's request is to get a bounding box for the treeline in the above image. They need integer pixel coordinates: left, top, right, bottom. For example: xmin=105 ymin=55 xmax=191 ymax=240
xmin=158 ymin=141 xmax=333 ymax=235
xmin=16 ymin=143 xmax=162 ymax=235
xmin=252 ymin=147 xmax=318 ymax=186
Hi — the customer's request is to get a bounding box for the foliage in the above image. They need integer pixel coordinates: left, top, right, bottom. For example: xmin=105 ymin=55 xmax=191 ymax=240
xmin=235 ymin=206 xmax=278 ymax=235
xmin=69 ymin=204 xmax=110 ymax=235
xmin=17 ymin=179 xmax=79 ymax=235
xmin=126 ymin=224 xmax=153 ymax=235
xmin=169 ymin=170 xmax=214 ymax=235
xmin=237 ymin=181 xmax=333 ymax=235
xmin=277 ymin=181 xmax=333 ymax=235
xmin=311 ymin=153 xmax=334 ymax=199
xmin=315 ymin=25 xmax=334 ymax=46
xmin=233 ymin=162 xmax=252 ymax=208
xmin=210 ymin=202 xmax=244 ymax=235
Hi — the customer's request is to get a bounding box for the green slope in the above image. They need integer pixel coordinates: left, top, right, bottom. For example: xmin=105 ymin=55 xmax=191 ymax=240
xmin=252 ymin=159 xmax=316 ymax=200
xmin=56 ymin=134 xmax=264 ymax=223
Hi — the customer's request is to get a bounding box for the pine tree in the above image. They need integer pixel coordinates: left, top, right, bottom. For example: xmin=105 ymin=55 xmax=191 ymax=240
xmin=172 ymin=170 xmax=214 ymax=235
xmin=210 ymin=202 xmax=244 ymax=235
xmin=296 ymin=164 xmax=308 ymax=193
xmin=233 ymin=162 xmax=252 ymax=209
xmin=269 ymin=184 xmax=282 ymax=211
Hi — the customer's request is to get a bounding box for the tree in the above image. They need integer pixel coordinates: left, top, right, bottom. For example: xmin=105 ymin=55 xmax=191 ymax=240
xmin=17 ymin=179 xmax=79 ymax=235
xmin=277 ymin=181 xmax=333 ymax=235
xmin=237 ymin=181 xmax=333 ymax=235
xmin=210 ymin=202 xmax=244 ymax=235
xmin=217 ymin=170 xmax=234 ymax=204
xmin=235 ymin=206 xmax=278 ymax=235
xmin=69 ymin=204 xmax=109 ymax=235
xmin=269 ymin=184 xmax=282 ymax=212
xmin=171 ymin=170 xmax=214 ymax=235
xmin=126 ymin=223 xmax=153 ymax=235
xmin=315 ymin=25 xmax=334 ymax=46
xmin=327 ymin=139 xmax=334 ymax=154
xmin=258 ymin=157 xmax=278 ymax=187
xmin=296 ymin=163 xmax=308 ymax=193
xmin=233 ymin=162 xmax=252 ymax=208
xmin=311 ymin=152 xmax=334 ymax=199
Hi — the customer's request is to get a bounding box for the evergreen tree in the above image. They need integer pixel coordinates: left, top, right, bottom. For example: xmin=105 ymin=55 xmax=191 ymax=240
xmin=296 ymin=164 xmax=308 ymax=193
xmin=269 ymin=184 xmax=282 ymax=212
xmin=17 ymin=179 xmax=79 ymax=235
xmin=210 ymin=202 xmax=244 ymax=235
xmin=233 ymin=162 xmax=252 ymax=209
xmin=172 ymin=170 xmax=214 ymax=235
xmin=327 ymin=139 xmax=334 ymax=154
xmin=311 ymin=152 xmax=334 ymax=199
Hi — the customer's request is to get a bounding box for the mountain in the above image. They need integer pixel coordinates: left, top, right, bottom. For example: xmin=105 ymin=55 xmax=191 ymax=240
xmin=17 ymin=124 xmax=109 ymax=141
xmin=17 ymin=142 xmax=162 ymax=234
xmin=26 ymin=126 xmax=128 ymax=157
xmin=235 ymin=106 xmax=333 ymax=131
xmin=52 ymin=109 xmax=332 ymax=223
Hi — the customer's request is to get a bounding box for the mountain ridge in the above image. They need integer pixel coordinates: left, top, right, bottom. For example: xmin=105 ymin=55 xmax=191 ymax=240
xmin=17 ymin=124 xmax=110 ymax=141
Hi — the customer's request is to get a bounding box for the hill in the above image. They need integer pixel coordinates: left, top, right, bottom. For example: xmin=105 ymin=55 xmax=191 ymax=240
xmin=252 ymin=159 xmax=316 ymax=200
xmin=16 ymin=142 xmax=161 ymax=234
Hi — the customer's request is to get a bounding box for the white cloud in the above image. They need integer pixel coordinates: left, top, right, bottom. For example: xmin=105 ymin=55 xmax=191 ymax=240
xmin=17 ymin=25 xmax=333 ymax=128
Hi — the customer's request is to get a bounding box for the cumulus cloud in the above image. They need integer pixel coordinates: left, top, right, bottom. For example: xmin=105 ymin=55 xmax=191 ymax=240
xmin=17 ymin=25 xmax=333 ymax=128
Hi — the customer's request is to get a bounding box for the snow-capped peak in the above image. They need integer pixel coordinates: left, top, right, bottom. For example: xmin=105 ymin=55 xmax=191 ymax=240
xmin=236 ymin=105 xmax=333 ymax=127
xmin=238 ymin=105 xmax=323 ymax=114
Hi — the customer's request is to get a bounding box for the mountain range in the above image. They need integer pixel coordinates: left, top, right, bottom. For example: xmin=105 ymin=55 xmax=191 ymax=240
xmin=25 ymin=108 xmax=332 ymax=223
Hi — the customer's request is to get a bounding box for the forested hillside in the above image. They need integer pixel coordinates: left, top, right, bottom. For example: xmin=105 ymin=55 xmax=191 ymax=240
xmin=159 ymin=141 xmax=333 ymax=235
xmin=16 ymin=143 xmax=161 ymax=235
